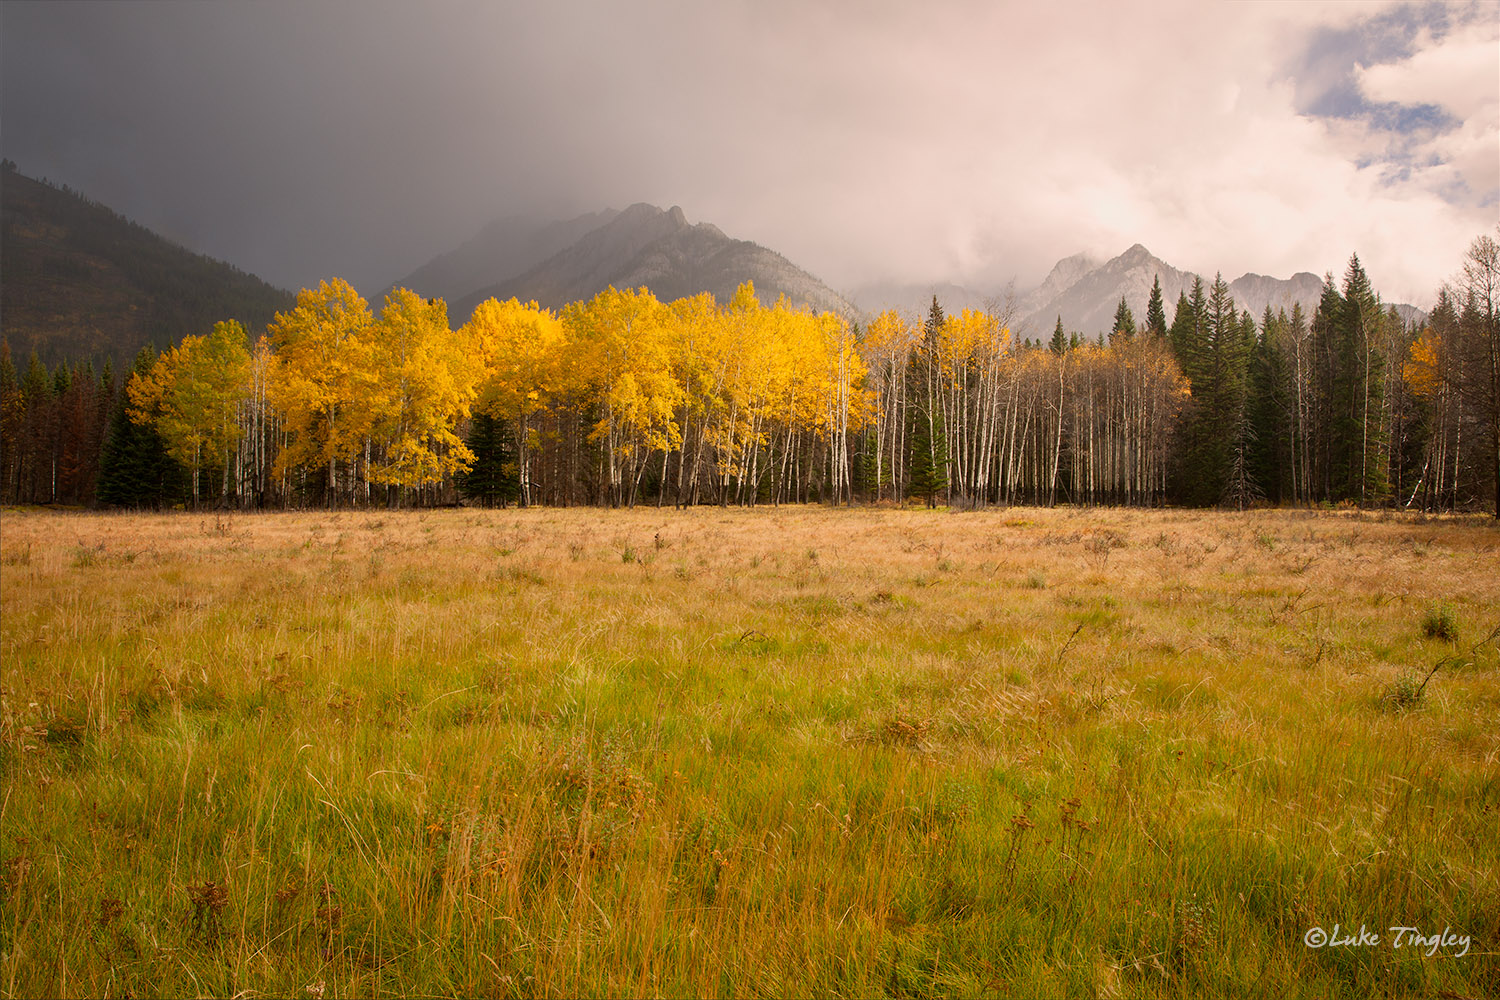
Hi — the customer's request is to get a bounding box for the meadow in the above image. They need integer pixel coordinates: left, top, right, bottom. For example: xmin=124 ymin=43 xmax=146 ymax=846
xmin=1 ymin=504 xmax=1497 ymax=999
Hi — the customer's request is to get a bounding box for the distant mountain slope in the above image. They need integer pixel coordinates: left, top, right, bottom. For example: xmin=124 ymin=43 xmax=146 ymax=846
xmin=383 ymin=208 xmax=619 ymax=307
xmin=1017 ymin=244 xmax=1423 ymax=337
xmin=448 ymin=203 xmax=855 ymax=319
xmin=1015 ymin=251 xmax=1104 ymax=320
xmin=1226 ymin=271 xmax=1325 ymax=319
xmin=1018 ymin=244 xmax=1197 ymax=337
xmin=0 ymin=163 xmax=294 ymax=368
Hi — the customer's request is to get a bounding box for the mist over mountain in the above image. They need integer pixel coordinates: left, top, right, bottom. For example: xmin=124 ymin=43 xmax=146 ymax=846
xmin=382 ymin=209 xmax=619 ymax=307
xmin=850 ymin=245 xmax=1423 ymax=339
xmin=5 ymin=155 xmax=1431 ymax=377
xmin=1227 ymin=271 xmax=1329 ymax=322
xmin=1016 ymin=245 xmax=1198 ymax=336
xmin=1010 ymin=245 xmax=1423 ymax=337
xmin=1016 ymin=252 xmax=1104 ymax=317
xmin=848 ymin=281 xmax=996 ymax=318
xmin=389 ymin=203 xmax=855 ymax=321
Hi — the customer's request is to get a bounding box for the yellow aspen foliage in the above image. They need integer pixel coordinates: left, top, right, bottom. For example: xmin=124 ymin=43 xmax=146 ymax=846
xmin=562 ymin=286 xmax=682 ymax=503
xmin=863 ymin=309 xmax=920 ymax=360
xmin=267 ymin=278 xmax=377 ymax=484
xmin=369 ymin=289 xmax=480 ymax=488
xmin=1404 ymin=329 xmax=1445 ymax=401
xmin=126 ymin=319 xmax=251 ymax=502
xmin=463 ymin=297 xmax=564 ymax=504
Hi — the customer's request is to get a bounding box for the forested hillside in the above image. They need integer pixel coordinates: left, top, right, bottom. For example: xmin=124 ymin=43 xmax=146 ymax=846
xmin=0 ymin=162 xmax=293 ymax=369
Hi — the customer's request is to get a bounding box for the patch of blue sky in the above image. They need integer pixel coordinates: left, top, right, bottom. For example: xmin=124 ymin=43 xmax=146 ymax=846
xmin=1364 ymin=102 xmax=1459 ymax=134
xmin=1289 ymin=1 xmax=1465 ymax=133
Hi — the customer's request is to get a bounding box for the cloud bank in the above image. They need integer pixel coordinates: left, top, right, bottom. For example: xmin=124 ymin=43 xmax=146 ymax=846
xmin=2 ymin=0 xmax=1494 ymax=308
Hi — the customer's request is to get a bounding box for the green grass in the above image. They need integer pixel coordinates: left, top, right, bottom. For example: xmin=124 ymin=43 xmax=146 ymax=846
xmin=1 ymin=505 xmax=1497 ymax=998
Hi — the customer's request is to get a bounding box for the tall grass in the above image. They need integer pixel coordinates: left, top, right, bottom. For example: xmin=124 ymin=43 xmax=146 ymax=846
xmin=2 ymin=506 xmax=1497 ymax=998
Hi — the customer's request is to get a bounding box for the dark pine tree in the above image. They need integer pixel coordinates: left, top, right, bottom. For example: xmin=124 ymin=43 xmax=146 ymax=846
xmin=0 ymin=342 xmax=20 ymax=503
xmin=1309 ymin=273 xmax=1344 ymax=501
xmin=1049 ymin=315 xmax=1068 ymax=355
xmin=907 ymin=409 xmax=946 ymax=508
xmin=1341 ymin=255 xmax=1388 ymax=504
xmin=1168 ymin=279 xmax=1210 ymax=504
xmin=19 ymin=352 xmax=52 ymax=503
xmin=1217 ymin=307 xmax=1258 ymax=509
xmin=95 ymin=347 xmax=188 ymax=508
xmin=900 ymin=296 xmax=948 ymax=506
xmin=1144 ymin=275 xmax=1169 ymax=338
xmin=1315 ymin=255 xmax=1387 ymax=504
xmin=1111 ymin=297 xmax=1136 ymax=342
xmin=1247 ymin=306 xmax=1292 ymax=503
xmin=454 ymin=413 xmax=519 ymax=507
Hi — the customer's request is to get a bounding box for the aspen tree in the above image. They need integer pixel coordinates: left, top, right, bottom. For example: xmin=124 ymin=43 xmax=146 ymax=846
xmin=267 ymin=279 xmax=377 ymax=503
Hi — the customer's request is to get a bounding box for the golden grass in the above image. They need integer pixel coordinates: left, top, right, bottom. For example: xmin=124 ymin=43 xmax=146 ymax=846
xmin=2 ymin=504 xmax=1497 ymax=998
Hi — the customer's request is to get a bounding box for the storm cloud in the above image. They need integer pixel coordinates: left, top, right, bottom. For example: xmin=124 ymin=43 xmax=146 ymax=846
xmin=3 ymin=0 xmax=1495 ymax=307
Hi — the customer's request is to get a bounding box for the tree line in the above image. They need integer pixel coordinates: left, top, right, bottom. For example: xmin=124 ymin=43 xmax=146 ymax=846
xmin=2 ymin=234 xmax=1495 ymax=515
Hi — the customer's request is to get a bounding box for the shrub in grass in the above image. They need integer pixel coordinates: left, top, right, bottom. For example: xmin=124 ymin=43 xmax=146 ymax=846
xmin=1380 ymin=676 xmax=1424 ymax=712
xmin=1421 ymin=603 xmax=1459 ymax=642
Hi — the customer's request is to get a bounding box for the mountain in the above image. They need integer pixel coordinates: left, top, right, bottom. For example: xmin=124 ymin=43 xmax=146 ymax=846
xmin=1015 ymin=251 xmax=1104 ymax=319
xmin=411 ymin=203 xmax=853 ymax=320
xmin=0 ymin=162 xmax=294 ymax=369
xmin=1017 ymin=244 xmax=1198 ymax=337
xmin=1015 ymin=244 xmax=1423 ymax=338
xmin=1226 ymin=271 xmax=1326 ymax=320
xmin=382 ymin=208 xmax=619 ymax=306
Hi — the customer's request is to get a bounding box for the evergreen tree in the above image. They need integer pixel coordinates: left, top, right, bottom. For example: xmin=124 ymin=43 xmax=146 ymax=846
xmin=95 ymin=347 xmax=188 ymax=508
xmin=1049 ymin=316 xmax=1067 ymax=355
xmin=454 ymin=412 xmax=518 ymax=506
xmin=1455 ymin=234 xmax=1498 ymax=518
xmin=907 ymin=408 xmax=946 ymax=507
xmin=1218 ymin=307 xmax=1258 ymax=509
xmin=0 ymin=342 xmax=20 ymax=503
xmin=1343 ymin=255 xmax=1386 ymax=502
xmin=905 ymin=295 xmax=948 ymax=506
xmin=20 ymin=352 xmax=52 ymax=503
xmin=1247 ymin=307 xmax=1292 ymax=503
xmin=1169 ymin=282 xmax=1207 ymax=384
xmin=1111 ymin=297 xmax=1136 ymax=341
xmin=1167 ymin=279 xmax=1209 ymax=503
xmin=1316 ymin=255 xmax=1388 ymax=504
xmin=1309 ymin=273 xmax=1344 ymax=500
xmin=1144 ymin=275 xmax=1168 ymax=338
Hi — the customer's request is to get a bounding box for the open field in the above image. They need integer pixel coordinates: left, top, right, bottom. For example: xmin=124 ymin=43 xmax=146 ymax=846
xmin=1 ymin=505 xmax=1498 ymax=998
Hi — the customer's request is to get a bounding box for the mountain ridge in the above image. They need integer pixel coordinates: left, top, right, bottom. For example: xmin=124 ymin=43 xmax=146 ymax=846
xmin=0 ymin=163 xmax=294 ymax=369
xmin=389 ymin=203 xmax=856 ymax=321
xmin=381 ymin=208 xmax=620 ymax=306
xmin=852 ymin=245 xmax=1422 ymax=336
xmin=1013 ymin=246 xmax=1422 ymax=337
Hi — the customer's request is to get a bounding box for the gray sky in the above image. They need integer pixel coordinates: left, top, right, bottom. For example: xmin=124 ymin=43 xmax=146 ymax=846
xmin=3 ymin=0 xmax=1496 ymax=307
